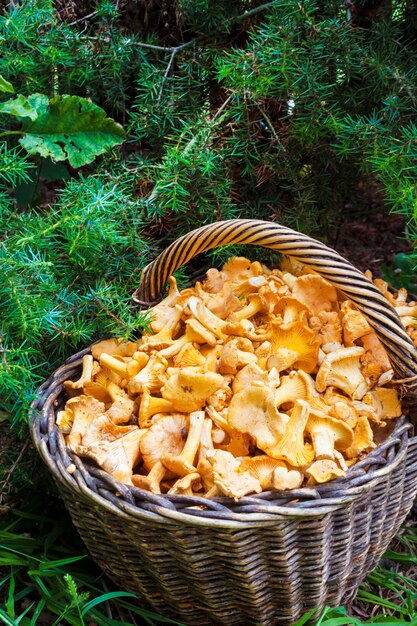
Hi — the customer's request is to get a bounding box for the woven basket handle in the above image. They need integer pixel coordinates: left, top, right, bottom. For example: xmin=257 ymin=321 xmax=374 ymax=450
xmin=133 ymin=219 xmax=417 ymax=405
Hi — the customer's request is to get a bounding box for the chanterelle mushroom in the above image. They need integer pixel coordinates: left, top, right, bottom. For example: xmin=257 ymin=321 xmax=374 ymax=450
xmin=228 ymin=382 xmax=289 ymax=452
xmin=238 ymin=456 xmax=303 ymax=491
xmin=79 ymin=427 xmax=143 ymax=485
xmin=316 ymin=346 xmax=368 ymax=400
xmin=99 ymin=352 xmax=148 ymax=380
xmin=147 ymin=275 xmax=180 ymax=333
xmin=344 ymin=415 xmax=376 ymax=459
xmin=140 ymin=414 xmax=189 ymax=471
xmin=128 ymin=353 xmax=168 ymax=394
xmin=161 ymin=411 xmax=205 ymax=476
xmin=274 ymin=370 xmax=315 ymax=408
xmin=81 ymin=414 xmax=139 ymax=448
xmin=205 ymin=449 xmax=262 ymax=498
xmin=218 ymin=338 xmax=257 ymax=375
xmin=138 ymin=390 xmax=176 ymax=428
xmin=269 ymin=400 xmax=314 ymax=467
xmin=292 ymin=274 xmax=338 ymax=315
xmin=306 ymin=459 xmax=345 ymax=484
xmin=305 ymin=409 xmax=353 ymax=460
xmin=363 ymin=388 xmax=402 ymax=424
xmin=268 ymin=320 xmax=319 ymax=374
xmin=161 ymin=368 xmax=224 ymax=412
xmin=91 ymin=339 xmax=138 ymax=360
xmin=64 ymin=354 xmax=98 ymax=396
xmin=106 ymin=382 xmax=135 ymax=424
xmin=340 ymin=301 xmax=372 ymax=346
xmin=66 ymin=396 xmax=106 ymax=450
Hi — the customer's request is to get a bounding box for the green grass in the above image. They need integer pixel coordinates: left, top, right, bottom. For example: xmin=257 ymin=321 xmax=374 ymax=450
xmin=1 ymin=468 xmax=417 ymax=626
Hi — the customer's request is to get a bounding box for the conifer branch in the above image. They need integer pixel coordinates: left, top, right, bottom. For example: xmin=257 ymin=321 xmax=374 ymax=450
xmin=157 ymin=49 xmax=177 ymax=103
xmin=68 ymin=10 xmax=98 ymax=26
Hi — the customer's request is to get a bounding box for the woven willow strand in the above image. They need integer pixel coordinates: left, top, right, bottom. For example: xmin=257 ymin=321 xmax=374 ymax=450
xmin=133 ymin=219 xmax=417 ymax=405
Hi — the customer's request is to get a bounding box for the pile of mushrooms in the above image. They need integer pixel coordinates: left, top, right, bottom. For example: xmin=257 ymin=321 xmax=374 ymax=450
xmin=57 ymin=257 xmax=410 ymax=498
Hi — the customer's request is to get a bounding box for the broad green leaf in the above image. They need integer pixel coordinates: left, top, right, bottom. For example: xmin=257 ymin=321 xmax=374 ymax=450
xmin=0 ymin=94 xmax=48 ymax=120
xmin=19 ymin=95 xmax=126 ymax=167
xmin=0 ymin=75 xmax=14 ymax=93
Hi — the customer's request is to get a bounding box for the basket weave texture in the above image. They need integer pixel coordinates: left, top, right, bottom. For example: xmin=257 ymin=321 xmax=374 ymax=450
xmin=31 ymin=220 xmax=417 ymax=626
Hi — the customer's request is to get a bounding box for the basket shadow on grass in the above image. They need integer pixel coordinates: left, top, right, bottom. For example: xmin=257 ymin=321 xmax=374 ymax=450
xmin=1 ymin=446 xmax=417 ymax=626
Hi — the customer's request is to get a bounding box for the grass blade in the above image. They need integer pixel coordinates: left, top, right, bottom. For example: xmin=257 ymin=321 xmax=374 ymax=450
xmin=81 ymin=591 xmax=137 ymax=617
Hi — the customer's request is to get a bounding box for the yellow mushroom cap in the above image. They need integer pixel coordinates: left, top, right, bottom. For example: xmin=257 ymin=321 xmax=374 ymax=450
xmin=309 ymin=311 xmax=342 ymax=347
xmin=140 ymin=414 xmax=189 ymax=471
xmin=344 ymin=415 xmax=376 ymax=459
xmin=238 ymin=456 xmax=294 ymax=490
xmin=305 ymin=459 xmax=345 ymax=484
xmin=363 ymin=388 xmax=402 ymax=422
xmin=91 ymin=339 xmax=138 ymax=360
xmin=205 ymin=449 xmax=262 ymax=498
xmin=316 ymin=346 xmax=368 ymax=400
xmin=128 ymin=353 xmax=168 ymax=394
xmin=79 ymin=427 xmax=143 ymax=485
xmin=292 ymin=274 xmax=338 ymax=315
xmin=268 ymin=400 xmax=314 ymax=467
xmin=232 ymin=363 xmax=269 ymax=394
xmin=273 ymin=296 xmax=311 ymax=324
xmin=202 ymin=268 xmax=228 ymax=293
xmin=81 ymin=414 xmax=139 ymax=448
xmin=56 ymin=408 xmax=74 ymax=434
xmin=270 ymin=465 xmax=304 ymax=491
xmin=322 ymin=389 xmax=359 ymax=429
xmin=218 ymin=337 xmax=257 ymax=375
xmin=341 ymin=301 xmax=372 ymax=346
xmin=83 ymin=370 xmax=113 ymax=403
xmin=268 ymin=320 xmax=319 ymax=373
xmin=222 ymin=257 xmax=254 ymax=282
xmin=161 ymin=368 xmax=224 ymax=413
xmin=228 ymin=382 xmax=289 ymax=452
xmin=65 ymin=396 xmax=106 ymax=450
xmin=306 ymin=410 xmax=353 ymax=460
xmin=274 ymin=370 xmax=315 ymax=408
xmin=173 ymin=343 xmax=206 ymax=369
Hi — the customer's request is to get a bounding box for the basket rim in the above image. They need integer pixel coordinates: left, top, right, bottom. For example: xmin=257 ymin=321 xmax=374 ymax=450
xmin=30 ymin=344 xmax=416 ymax=529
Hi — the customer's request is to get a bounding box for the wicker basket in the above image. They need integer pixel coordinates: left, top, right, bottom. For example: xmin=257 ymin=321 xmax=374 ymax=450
xmin=30 ymin=219 xmax=417 ymax=626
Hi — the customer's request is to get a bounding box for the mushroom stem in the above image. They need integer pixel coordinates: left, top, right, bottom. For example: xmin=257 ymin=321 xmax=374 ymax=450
xmin=64 ymin=354 xmax=96 ymax=394
xmin=161 ymin=411 xmax=205 ymax=476
xmin=233 ymin=296 xmax=263 ymax=321
xmin=100 ymin=353 xmax=129 ymax=378
xmin=100 ymin=353 xmax=147 ymax=379
xmin=200 ymin=418 xmax=214 ymax=451
xmin=138 ymin=391 xmax=176 ymax=428
xmin=132 ymin=461 xmax=166 ymax=494
xmin=268 ymin=399 xmax=314 ymax=467
xmin=311 ymin=429 xmax=335 ymax=460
